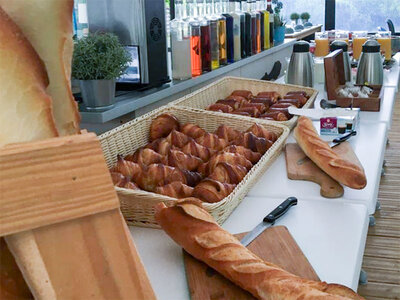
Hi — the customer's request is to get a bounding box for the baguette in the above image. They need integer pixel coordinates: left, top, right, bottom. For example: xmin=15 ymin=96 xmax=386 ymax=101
xmin=0 ymin=0 xmax=80 ymax=135
xmin=294 ymin=116 xmax=366 ymax=189
xmin=155 ymin=199 xmax=364 ymax=300
xmin=0 ymin=7 xmax=58 ymax=146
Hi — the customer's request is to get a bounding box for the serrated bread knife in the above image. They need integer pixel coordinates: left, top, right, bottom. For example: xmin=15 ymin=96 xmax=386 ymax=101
xmin=240 ymin=197 xmax=298 ymax=247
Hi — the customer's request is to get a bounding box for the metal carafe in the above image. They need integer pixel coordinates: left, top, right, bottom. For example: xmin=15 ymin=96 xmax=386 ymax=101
xmin=356 ymin=40 xmax=383 ymax=86
xmin=330 ymin=40 xmax=352 ymax=82
xmin=286 ymin=41 xmax=314 ymax=87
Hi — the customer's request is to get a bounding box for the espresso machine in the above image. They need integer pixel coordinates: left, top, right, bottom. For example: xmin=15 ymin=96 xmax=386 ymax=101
xmin=86 ymin=0 xmax=170 ymax=89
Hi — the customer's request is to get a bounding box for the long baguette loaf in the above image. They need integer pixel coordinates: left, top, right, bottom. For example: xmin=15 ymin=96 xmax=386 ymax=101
xmin=294 ymin=116 xmax=366 ymax=189
xmin=0 ymin=7 xmax=58 ymax=146
xmin=0 ymin=0 xmax=80 ymax=135
xmin=155 ymin=199 xmax=364 ymax=300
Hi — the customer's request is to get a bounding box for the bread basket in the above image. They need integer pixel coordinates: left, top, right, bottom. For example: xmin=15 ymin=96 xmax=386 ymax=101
xmin=99 ymin=106 xmax=290 ymax=228
xmin=171 ymin=76 xmax=319 ymax=129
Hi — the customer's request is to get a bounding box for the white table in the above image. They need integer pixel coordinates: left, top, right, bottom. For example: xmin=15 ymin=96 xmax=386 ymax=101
xmin=129 ymin=197 xmax=368 ymax=298
xmin=383 ymin=53 xmax=400 ymax=91
xmin=248 ymin=121 xmax=388 ymax=215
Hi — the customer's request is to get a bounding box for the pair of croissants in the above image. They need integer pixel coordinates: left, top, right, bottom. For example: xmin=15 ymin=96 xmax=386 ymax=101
xmin=109 ymin=113 xmax=279 ymax=203
xmin=207 ymin=89 xmax=310 ymax=121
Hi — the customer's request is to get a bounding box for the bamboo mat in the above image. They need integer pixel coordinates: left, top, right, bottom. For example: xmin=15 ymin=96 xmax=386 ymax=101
xmin=358 ymin=91 xmax=400 ymax=299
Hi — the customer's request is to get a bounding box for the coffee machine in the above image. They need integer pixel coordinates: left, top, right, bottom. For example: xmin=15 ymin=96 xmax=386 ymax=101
xmin=86 ymin=0 xmax=170 ymax=88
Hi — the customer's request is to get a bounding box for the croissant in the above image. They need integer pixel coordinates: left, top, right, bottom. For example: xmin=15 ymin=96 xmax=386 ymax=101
xmin=201 ymin=152 xmax=253 ymax=176
xmin=207 ymin=103 xmax=234 ymax=113
xmin=225 ymin=95 xmax=249 ymax=105
xmin=286 ymin=91 xmax=309 ymax=98
xmin=246 ymin=124 xmax=278 ymax=142
xmin=181 ymin=140 xmax=216 ymax=162
xmin=260 ymin=111 xmax=288 ymax=121
xmin=234 ymin=132 xmax=273 ymax=154
xmin=269 ymin=106 xmax=292 ymax=119
xmin=150 ymin=113 xmax=180 ymax=141
xmin=250 ymin=97 xmax=275 ymax=106
xmin=110 ymin=172 xmax=139 ymax=190
xmin=231 ymin=90 xmax=253 ymax=100
xmin=284 ymin=93 xmax=308 ymax=106
xmin=196 ymin=133 xmax=229 ymax=151
xmin=126 ymin=148 xmax=166 ymax=166
xmin=257 ymin=91 xmax=281 ymax=102
xmin=231 ymin=111 xmax=251 ymax=117
xmin=110 ymin=155 xmax=142 ymax=181
xmin=242 ymin=102 xmax=267 ymax=113
xmin=165 ymin=130 xmax=193 ymax=148
xmin=216 ymin=99 xmax=242 ymax=110
xmin=155 ymin=182 xmax=193 ymax=199
xmin=278 ymin=98 xmax=301 ymax=108
xmin=167 ymin=149 xmax=203 ymax=171
xmin=180 ymin=123 xmax=206 ymax=139
xmin=192 ymin=179 xmax=236 ymax=203
xmin=223 ymin=145 xmax=262 ymax=164
xmin=137 ymin=164 xmax=185 ymax=192
xmin=234 ymin=107 xmax=260 ymax=118
xmin=214 ymin=125 xmax=242 ymax=142
xmin=208 ymin=162 xmax=248 ymax=184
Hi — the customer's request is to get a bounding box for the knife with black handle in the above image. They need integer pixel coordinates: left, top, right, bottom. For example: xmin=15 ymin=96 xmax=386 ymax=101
xmin=240 ymin=197 xmax=298 ymax=247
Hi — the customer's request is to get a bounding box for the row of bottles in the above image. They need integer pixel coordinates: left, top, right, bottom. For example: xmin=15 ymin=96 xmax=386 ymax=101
xmin=171 ymin=0 xmax=275 ymax=80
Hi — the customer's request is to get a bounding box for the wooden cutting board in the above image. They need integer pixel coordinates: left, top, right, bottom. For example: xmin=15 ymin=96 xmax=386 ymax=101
xmin=285 ymin=142 xmax=363 ymax=198
xmin=183 ymin=226 xmax=319 ymax=300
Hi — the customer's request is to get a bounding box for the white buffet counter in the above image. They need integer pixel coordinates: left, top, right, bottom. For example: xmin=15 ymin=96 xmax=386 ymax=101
xmin=128 ymin=52 xmax=399 ymax=298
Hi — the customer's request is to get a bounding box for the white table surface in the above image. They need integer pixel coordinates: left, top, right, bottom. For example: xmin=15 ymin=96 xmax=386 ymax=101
xmin=248 ymin=121 xmax=387 ymax=214
xmin=383 ymin=53 xmax=400 ymax=91
xmin=129 ymin=197 xmax=368 ymax=298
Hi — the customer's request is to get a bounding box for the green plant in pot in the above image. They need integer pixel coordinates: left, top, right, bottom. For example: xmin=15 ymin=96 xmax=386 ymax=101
xmin=273 ymin=2 xmax=286 ymax=44
xmin=72 ymin=32 xmax=131 ymax=110
xmin=290 ymin=13 xmax=300 ymax=25
xmin=300 ymin=12 xmax=312 ymax=27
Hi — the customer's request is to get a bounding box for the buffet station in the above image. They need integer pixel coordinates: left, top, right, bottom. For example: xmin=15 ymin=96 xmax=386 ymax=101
xmin=1 ymin=0 xmax=399 ymax=299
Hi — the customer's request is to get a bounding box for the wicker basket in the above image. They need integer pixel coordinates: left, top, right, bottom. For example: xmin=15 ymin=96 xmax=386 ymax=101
xmin=171 ymin=76 xmax=319 ymax=129
xmin=99 ymin=106 xmax=290 ymax=228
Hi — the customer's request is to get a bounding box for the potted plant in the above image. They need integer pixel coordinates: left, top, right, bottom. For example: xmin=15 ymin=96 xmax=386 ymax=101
xmin=272 ymin=2 xmax=286 ymax=44
xmin=72 ymin=32 xmax=131 ymax=110
xmin=300 ymin=12 xmax=310 ymax=23
xmin=274 ymin=14 xmax=286 ymax=44
xmin=290 ymin=13 xmax=300 ymax=25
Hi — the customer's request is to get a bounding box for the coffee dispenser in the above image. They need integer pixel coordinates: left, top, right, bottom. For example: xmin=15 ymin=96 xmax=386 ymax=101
xmin=86 ymin=0 xmax=170 ymax=88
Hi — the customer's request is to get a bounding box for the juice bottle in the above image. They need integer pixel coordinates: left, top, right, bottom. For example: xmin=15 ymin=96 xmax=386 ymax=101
xmin=266 ymin=0 xmax=274 ymax=47
xmin=205 ymin=0 xmax=220 ymax=69
xmin=197 ymin=0 xmax=211 ymax=72
xmin=263 ymin=0 xmax=270 ymax=49
xmin=215 ymin=0 xmax=227 ymax=65
xmin=228 ymin=0 xmax=242 ymax=62
xmin=190 ymin=24 xmax=202 ymax=76
xmin=376 ymin=31 xmax=392 ymax=61
xmin=315 ymin=32 xmax=329 ymax=57
xmin=352 ymin=31 xmax=367 ymax=61
xmin=222 ymin=0 xmax=234 ymax=63
xmin=241 ymin=0 xmax=252 ymax=57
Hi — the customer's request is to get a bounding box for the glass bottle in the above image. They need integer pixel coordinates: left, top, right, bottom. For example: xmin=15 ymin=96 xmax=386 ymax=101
xmin=241 ymin=0 xmax=252 ymax=57
xmin=170 ymin=0 xmax=192 ymax=80
xmin=267 ymin=0 xmax=274 ymax=47
xmin=222 ymin=0 xmax=234 ymax=63
xmin=187 ymin=0 xmax=202 ymax=76
xmin=256 ymin=0 xmax=264 ymax=51
xmin=253 ymin=0 xmax=261 ymax=53
xmin=229 ymin=0 xmax=242 ymax=61
xmin=215 ymin=0 xmax=227 ymax=65
xmin=262 ymin=0 xmax=270 ymax=49
xmin=205 ymin=0 xmax=220 ymax=70
xmin=197 ymin=0 xmax=211 ymax=72
xmin=238 ymin=0 xmax=246 ymax=58
xmin=248 ymin=0 xmax=257 ymax=55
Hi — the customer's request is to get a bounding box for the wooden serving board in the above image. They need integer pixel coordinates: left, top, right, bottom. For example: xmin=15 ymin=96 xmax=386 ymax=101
xmin=285 ymin=142 xmax=363 ymax=198
xmin=183 ymin=226 xmax=319 ymax=300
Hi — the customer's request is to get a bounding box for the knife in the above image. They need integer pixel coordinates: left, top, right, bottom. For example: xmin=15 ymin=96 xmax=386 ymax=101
xmin=328 ymin=130 xmax=357 ymax=148
xmin=240 ymin=197 xmax=298 ymax=247
xmin=297 ymin=130 xmax=357 ymax=165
